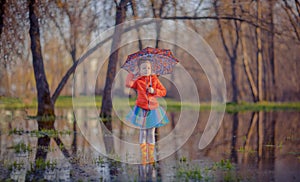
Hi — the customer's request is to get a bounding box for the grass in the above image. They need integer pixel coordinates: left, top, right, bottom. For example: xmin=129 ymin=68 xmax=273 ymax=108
xmin=30 ymin=158 xmax=57 ymax=171
xmin=176 ymin=157 xmax=207 ymax=181
xmin=9 ymin=161 xmax=25 ymax=171
xmin=177 ymin=167 xmax=204 ymax=181
xmin=212 ymin=159 xmax=234 ymax=171
xmin=237 ymin=146 xmax=256 ymax=154
xmin=0 ymin=97 xmax=25 ymax=109
xmin=10 ymin=142 xmax=32 ymax=154
xmin=225 ymin=101 xmax=300 ymax=113
xmin=176 ymin=158 xmax=241 ymax=181
xmin=1 ymin=96 xmax=300 ymax=112
xmin=9 ymin=128 xmax=72 ymax=138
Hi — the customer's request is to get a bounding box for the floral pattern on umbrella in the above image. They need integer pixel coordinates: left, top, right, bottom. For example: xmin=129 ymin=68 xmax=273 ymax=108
xmin=121 ymin=47 xmax=179 ymax=75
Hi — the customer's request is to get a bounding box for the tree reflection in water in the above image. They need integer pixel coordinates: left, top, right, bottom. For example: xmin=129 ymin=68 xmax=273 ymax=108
xmin=1 ymin=109 xmax=299 ymax=181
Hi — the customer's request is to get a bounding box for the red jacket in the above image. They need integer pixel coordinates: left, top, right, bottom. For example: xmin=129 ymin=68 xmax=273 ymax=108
xmin=125 ymin=73 xmax=166 ymax=110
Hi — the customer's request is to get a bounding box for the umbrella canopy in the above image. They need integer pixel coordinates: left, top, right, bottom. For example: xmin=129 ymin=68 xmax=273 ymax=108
xmin=121 ymin=47 xmax=179 ymax=76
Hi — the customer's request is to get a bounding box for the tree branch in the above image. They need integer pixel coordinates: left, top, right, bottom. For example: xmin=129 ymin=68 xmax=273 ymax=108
xmin=232 ymin=0 xmax=240 ymax=55
xmin=213 ymin=1 xmax=232 ymax=58
xmin=47 ymin=11 xmax=70 ymax=52
xmin=162 ymin=15 xmax=258 ymax=26
xmin=51 ymin=19 xmax=155 ymax=103
xmin=161 ymin=14 xmax=295 ymax=39
xmin=295 ymin=0 xmax=300 ymax=16
xmin=282 ymin=0 xmax=300 ymax=41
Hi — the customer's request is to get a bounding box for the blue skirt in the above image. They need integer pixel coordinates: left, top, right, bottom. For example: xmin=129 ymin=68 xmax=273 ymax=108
xmin=126 ymin=105 xmax=169 ymax=129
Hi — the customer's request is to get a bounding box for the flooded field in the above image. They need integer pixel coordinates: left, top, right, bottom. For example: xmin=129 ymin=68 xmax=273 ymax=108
xmin=0 ymin=108 xmax=299 ymax=181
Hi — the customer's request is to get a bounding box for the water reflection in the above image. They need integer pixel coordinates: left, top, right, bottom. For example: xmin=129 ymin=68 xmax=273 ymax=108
xmin=138 ymin=164 xmax=156 ymax=181
xmin=0 ymin=109 xmax=299 ymax=181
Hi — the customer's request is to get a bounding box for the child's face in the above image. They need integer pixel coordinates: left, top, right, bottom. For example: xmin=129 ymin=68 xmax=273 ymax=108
xmin=139 ymin=62 xmax=152 ymax=76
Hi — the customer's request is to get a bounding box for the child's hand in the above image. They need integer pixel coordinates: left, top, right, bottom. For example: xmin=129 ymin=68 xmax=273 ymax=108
xmin=147 ymin=87 xmax=155 ymax=94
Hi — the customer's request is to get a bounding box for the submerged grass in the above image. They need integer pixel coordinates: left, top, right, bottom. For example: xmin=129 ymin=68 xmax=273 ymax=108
xmin=12 ymin=143 xmax=32 ymax=154
xmin=9 ymin=128 xmax=72 ymax=138
xmin=176 ymin=158 xmax=241 ymax=181
xmin=30 ymin=158 xmax=57 ymax=171
xmin=1 ymin=96 xmax=300 ymax=112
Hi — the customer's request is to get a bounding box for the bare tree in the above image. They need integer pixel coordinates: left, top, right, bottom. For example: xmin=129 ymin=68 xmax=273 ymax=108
xmin=213 ymin=0 xmax=240 ymax=102
xmin=256 ymin=0 xmax=263 ymax=102
xmin=100 ymin=0 xmax=130 ymax=120
xmin=131 ymin=0 xmax=143 ymax=50
xmin=266 ymin=0 xmax=276 ymax=101
xmin=241 ymin=22 xmax=258 ymax=101
xmin=150 ymin=0 xmax=167 ymax=48
xmin=160 ymin=0 xmax=300 ymax=102
xmin=29 ymin=0 xmax=54 ymax=117
xmin=47 ymin=0 xmax=100 ymax=101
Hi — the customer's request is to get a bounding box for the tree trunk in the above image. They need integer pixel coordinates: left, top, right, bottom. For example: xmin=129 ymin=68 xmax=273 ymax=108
xmin=29 ymin=0 xmax=54 ymax=117
xmin=72 ymin=111 xmax=77 ymax=153
xmin=0 ymin=1 xmax=8 ymax=97
xmin=30 ymin=135 xmax=51 ymax=180
xmin=243 ymin=112 xmax=258 ymax=163
xmin=230 ymin=113 xmax=239 ymax=163
xmin=256 ymin=0 xmax=263 ymax=102
xmin=230 ymin=57 xmax=238 ymax=102
xmin=131 ymin=0 xmax=143 ymax=50
xmin=214 ymin=0 xmax=239 ymax=102
xmin=1 ymin=65 xmax=10 ymax=96
xmin=262 ymin=112 xmax=275 ymax=161
xmin=150 ymin=0 xmax=166 ymax=48
xmin=99 ymin=0 xmax=128 ymax=157
xmin=268 ymin=0 xmax=276 ymax=101
xmin=100 ymin=0 xmax=128 ymax=120
xmin=241 ymin=22 xmax=258 ymax=101
xmin=257 ymin=111 xmax=264 ymax=161
xmin=0 ymin=0 xmax=5 ymax=35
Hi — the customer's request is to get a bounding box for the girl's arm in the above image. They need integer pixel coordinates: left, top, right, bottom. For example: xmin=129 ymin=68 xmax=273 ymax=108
xmin=125 ymin=73 xmax=137 ymax=89
xmin=153 ymin=77 xmax=166 ymax=97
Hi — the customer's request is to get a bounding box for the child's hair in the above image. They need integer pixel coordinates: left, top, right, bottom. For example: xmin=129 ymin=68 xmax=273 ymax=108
xmin=137 ymin=57 xmax=152 ymax=69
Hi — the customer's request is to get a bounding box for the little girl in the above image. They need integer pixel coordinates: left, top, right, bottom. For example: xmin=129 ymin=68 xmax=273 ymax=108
xmin=125 ymin=58 xmax=169 ymax=165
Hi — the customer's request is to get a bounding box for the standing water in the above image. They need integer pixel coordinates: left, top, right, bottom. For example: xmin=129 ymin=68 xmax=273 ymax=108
xmin=0 ymin=108 xmax=299 ymax=181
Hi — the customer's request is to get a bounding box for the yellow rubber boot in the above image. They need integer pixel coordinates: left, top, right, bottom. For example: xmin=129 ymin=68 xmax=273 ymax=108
xmin=147 ymin=143 xmax=155 ymax=164
xmin=140 ymin=143 xmax=147 ymax=165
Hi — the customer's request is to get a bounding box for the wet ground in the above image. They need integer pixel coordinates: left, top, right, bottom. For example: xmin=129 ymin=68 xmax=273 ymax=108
xmin=0 ymin=108 xmax=299 ymax=181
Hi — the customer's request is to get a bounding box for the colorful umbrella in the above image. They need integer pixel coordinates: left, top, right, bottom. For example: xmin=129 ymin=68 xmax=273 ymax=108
xmin=121 ymin=47 xmax=179 ymax=76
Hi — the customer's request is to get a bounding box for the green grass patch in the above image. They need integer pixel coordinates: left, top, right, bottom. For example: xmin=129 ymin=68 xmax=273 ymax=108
xmin=225 ymin=101 xmax=300 ymax=113
xmin=30 ymin=158 xmax=57 ymax=171
xmin=176 ymin=158 xmax=240 ymax=181
xmin=177 ymin=167 xmax=204 ymax=181
xmin=56 ymin=95 xmax=103 ymax=108
xmin=212 ymin=159 xmax=234 ymax=171
xmin=9 ymin=128 xmax=72 ymax=138
xmin=237 ymin=146 xmax=256 ymax=154
xmin=0 ymin=96 xmax=25 ymax=109
xmin=8 ymin=142 xmax=32 ymax=154
xmin=1 ymin=96 xmax=300 ymax=112
xmin=9 ymin=161 xmax=25 ymax=171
